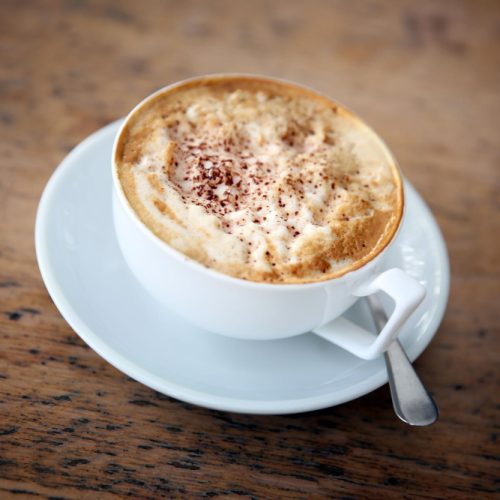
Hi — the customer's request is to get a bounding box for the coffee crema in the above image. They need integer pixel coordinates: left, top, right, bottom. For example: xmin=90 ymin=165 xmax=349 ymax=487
xmin=115 ymin=76 xmax=403 ymax=283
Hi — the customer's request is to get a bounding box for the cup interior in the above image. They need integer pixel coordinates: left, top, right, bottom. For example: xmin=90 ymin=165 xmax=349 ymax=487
xmin=112 ymin=74 xmax=404 ymax=288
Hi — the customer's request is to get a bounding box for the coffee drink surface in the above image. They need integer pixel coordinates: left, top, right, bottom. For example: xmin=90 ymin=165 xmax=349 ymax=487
xmin=115 ymin=76 xmax=403 ymax=283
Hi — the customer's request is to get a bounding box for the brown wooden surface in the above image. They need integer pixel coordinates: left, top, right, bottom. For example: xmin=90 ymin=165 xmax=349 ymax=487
xmin=1 ymin=0 xmax=499 ymax=498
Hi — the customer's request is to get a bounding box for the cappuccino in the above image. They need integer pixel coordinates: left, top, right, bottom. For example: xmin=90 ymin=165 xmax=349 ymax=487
xmin=115 ymin=76 xmax=403 ymax=283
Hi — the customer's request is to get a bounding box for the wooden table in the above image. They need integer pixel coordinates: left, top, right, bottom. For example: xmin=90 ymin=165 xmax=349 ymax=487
xmin=1 ymin=1 xmax=498 ymax=498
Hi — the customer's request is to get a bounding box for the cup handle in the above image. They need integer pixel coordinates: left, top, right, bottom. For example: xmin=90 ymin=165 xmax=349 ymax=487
xmin=312 ymin=268 xmax=426 ymax=360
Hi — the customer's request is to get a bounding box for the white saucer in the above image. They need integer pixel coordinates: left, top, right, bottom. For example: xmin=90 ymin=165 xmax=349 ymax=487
xmin=35 ymin=120 xmax=449 ymax=415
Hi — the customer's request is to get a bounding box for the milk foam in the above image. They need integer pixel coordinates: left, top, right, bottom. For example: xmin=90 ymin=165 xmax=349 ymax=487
xmin=117 ymin=78 xmax=401 ymax=283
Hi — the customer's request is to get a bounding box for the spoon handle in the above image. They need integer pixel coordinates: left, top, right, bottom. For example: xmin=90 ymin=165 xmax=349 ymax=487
xmin=366 ymin=295 xmax=439 ymax=426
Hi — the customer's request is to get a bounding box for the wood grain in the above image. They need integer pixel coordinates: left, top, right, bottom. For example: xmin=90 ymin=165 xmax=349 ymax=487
xmin=0 ymin=0 xmax=498 ymax=498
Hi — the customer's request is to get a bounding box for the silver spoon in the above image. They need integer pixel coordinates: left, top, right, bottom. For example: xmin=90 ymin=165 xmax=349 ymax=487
xmin=366 ymin=295 xmax=439 ymax=426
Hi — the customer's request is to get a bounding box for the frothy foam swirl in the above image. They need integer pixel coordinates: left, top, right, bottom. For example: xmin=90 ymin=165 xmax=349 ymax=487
xmin=116 ymin=77 xmax=402 ymax=283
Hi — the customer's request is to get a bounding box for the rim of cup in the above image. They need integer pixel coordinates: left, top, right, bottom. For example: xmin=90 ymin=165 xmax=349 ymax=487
xmin=111 ymin=73 xmax=405 ymax=290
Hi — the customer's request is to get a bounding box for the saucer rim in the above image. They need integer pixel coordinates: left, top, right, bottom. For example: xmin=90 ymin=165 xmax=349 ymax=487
xmin=35 ymin=120 xmax=450 ymax=415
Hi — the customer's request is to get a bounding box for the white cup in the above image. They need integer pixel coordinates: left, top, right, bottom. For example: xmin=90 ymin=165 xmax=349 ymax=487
xmin=111 ymin=76 xmax=425 ymax=360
